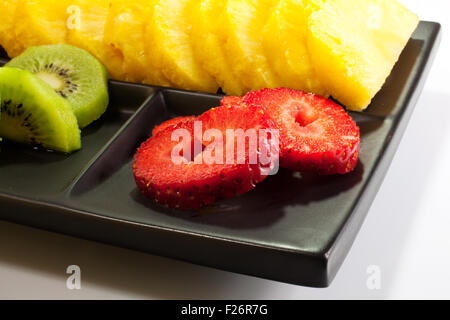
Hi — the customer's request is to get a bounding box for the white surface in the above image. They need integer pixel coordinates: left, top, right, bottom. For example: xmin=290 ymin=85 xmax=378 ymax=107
xmin=0 ymin=0 xmax=449 ymax=300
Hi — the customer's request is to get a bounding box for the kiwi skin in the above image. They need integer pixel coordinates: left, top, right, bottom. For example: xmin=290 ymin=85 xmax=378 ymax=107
xmin=0 ymin=67 xmax=81 ymax=153
xmin=6 ymin=44 xmax=110 ymax=128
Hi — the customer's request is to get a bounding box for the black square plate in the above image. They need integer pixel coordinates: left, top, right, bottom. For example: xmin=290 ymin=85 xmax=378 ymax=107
xmin=0 ymin=21 xmax=441 ymax=287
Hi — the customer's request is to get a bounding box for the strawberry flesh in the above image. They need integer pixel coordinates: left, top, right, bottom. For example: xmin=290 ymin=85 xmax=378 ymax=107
xmin=133 ymin=104 xmax=278 ymax=210
xmin=242 ymin=88 xmax=360 ymax=175
xmin=220 ymin=96 xmax=242 ymax=107
xmin=152 ymin=116 xmax=196 ymax=136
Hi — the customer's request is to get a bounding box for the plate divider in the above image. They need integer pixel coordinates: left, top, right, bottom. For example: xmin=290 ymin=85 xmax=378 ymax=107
xmin=66 ymin=90 xmax=165 ymax=197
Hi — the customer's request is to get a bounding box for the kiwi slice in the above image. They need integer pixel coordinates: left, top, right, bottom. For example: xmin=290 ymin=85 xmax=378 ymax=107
xmin=6 ymin=44 xmax=109 ymax=128
xmin=0 ymin=67 xmax=81 ymax=153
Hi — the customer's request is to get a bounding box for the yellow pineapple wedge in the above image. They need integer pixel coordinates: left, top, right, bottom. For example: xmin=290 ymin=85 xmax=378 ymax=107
xmin=66 ymin=0 xmax=124 ymax=79
xmin=308 ymin=0 xmax=419 ymax=111
xmin=6 ymin=0 xmax=69 ymax=57
xmin=144 ymin=0 xmax=218 ymax=93
xmin=221 ymin=0 xmax=281 ymax=92
xmin=0 ymin=0 xmax=19 ymax=56
xmin=190 ymin=0 xmax=245 ymax=96
xmin=262 ymin=0 xmax=328 ymax=97
xmin=104 ymin=0 xmax=171 ymax=85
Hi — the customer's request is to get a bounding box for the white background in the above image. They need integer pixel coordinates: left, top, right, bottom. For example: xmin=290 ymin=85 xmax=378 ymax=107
xmin=0 ymin=0 xmax=449 ymax=299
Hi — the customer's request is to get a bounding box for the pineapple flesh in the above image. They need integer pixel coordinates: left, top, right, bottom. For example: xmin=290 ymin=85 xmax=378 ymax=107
xmin=0 ymin=0 xmax=19 ymax=57
xmin=263 ymin=0 xmax=328 ymax=97
xmin=190 ymin=0 xmax=245 ymax=96
xmin=66 ymin=0 xmax=124 ymax=79
xmin=7 ymin=0 xmax=69 ymax=57
xmin=308 ymin=0 xmax=419 ymax=110
xmin=0 ymin=0 xmax=419 ymax=110
xmin=221 ymin=0 xmax=281 ymax=91
xmin=144 ymin=0 xmax=218 ymax=93
xmin=104 ymin=0 xmax=171 ymax=85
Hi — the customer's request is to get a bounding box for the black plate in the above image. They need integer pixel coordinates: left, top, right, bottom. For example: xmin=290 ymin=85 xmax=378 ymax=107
xmin=0 ymin=21 xmax=441 ymax=287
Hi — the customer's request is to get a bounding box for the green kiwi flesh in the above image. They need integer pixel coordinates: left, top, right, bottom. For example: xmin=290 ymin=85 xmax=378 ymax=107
xmin=6 ymin=44 xmax=109 ymax=128
xmin=0 ymin=67 xmax=81 ymax=153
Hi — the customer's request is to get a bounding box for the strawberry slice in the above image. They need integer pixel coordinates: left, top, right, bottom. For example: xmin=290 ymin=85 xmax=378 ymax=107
xmin=220 ymin=96 xmax=242 ymax=107
xmin=133 ymin=104 xmax=278 ymax=210
xmin=152 ymin=116 xmax=196 ymax=136
xmin=242 ymin=88 xmax=360 ymax=175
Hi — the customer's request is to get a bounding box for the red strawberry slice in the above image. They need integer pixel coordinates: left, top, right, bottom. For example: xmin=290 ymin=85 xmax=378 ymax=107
xmin=220 ymin=96 xmax=242 ymax=107
xmin=152 ymin=116 xmax=196 ymax=136
xmin=133 ymin=104 xmax=279 ymax=210
xmin=242 ymin=88 xmax=360 ymax=175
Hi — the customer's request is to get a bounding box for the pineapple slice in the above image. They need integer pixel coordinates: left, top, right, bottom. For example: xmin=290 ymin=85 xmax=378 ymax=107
xmin=0 ymin=0 xmax=19 ymax=56
xmin=104 ymin=0 xmax=171 ymax=85
xmin=66 ymin=0 xmax=124 ymax=79
xmin=144 ymin=0 xmax=218 ymax=93
xmin=262 ymin=0 xmax=328 ymax=97
xmin=190 ymin=0 xmax=245 ymax=96
xmin=7 ymin=0 xmax=69 ymax=57
xmin=221 ymin=0 xmax=280 ymax=92
xmin=308 ymin=0 xmax=419 ymax=110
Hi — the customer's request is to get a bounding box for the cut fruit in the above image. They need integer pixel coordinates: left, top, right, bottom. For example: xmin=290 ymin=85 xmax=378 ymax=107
xmin=7 ymin=44 xmax=110 ymax=128
xmin=66 ymin=0 xmax=124 ymax=80
xmin=190 ymin=0 xmax=245 ymax=95
xmin=0 ymin=0 xmax=19 ymax=56
xmin=152 ymin=116 xmax=196 ymax=137
xmin=133 ymin=104 xmax=278 ymax=209
xmin=0 ymin=67 xmax=81 ymax=153
xmin=220 ymin=0 xmax=281 ymax=91
xmin=307 ymin=0 xmax=419 ymax=110
xmin=5 ymin=0 xmax=69 ymax=58
xmin=262 ymin=0 xmax=328 ymax=97
xmin=242 ymin=88 xmax=360 ymax=175
xmin=220 ymin=96 xmax=242 ymax=107
xmin=104 ymin=0 xmax=171 ymax=85
xmin=144 ymin=0 xmax=218 ymax=93
xmin=1 ymin=0 xmax=418 ymax=104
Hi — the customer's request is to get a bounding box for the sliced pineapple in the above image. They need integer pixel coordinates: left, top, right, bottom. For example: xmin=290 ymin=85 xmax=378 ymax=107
xmin=104 ymin=0 xmax=171 ymax=85
xmin=144 ymin=0 xmax=218 ymax=93
xmin=3 ymin=0 xmax=418 ymax=102
xmin=262 ymin=0 xmax=328 ymax=97
xmin=190 ymin=0 xmax=245 ymax=96
xmin=7 ymin=0 xmax=69 ymax=57
xmin=66 ymin=0 xmax=124 ymax=79
xmin=221 ymin=0 xmax=280 ymax=92
xmin=307 ymin=0 xmax=419 ymax=110
xmin=0 ymin=0 xmax=19 ymax=57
